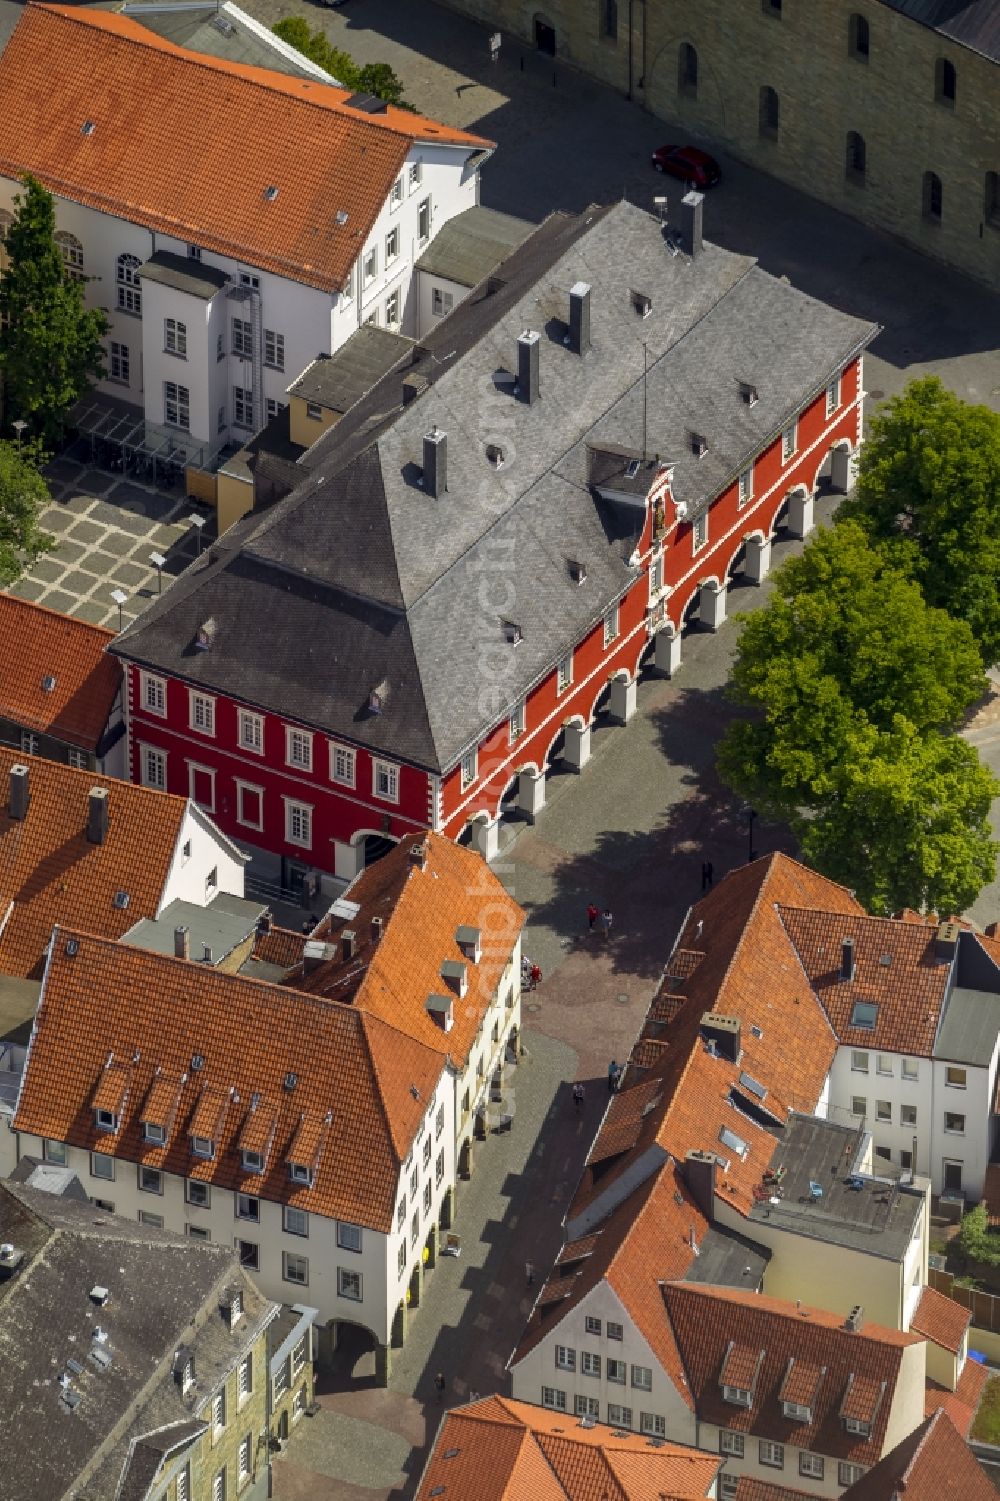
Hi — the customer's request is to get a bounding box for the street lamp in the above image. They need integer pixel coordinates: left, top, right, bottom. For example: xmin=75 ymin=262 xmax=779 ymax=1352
xmin=188 ymin=513 xmax=206 ymax=557
xmin=110 ymin=587 xmax=128 ymax=633
xmin=149 ymin=551 xmax=166 ymax=595
xmin=11 ymin=419 xmax=26 ymax=455
xmin=745 ymin=806 xmax=758 ymax=864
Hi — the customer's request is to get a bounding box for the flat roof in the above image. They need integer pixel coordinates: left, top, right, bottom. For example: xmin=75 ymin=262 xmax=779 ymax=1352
xmin=288 ymin=325 xmax=413 ymax=414
xmin=414 ymin=204 xmax=534 ymax=288
xmin=121 ymin=892 xmax=266 ymax=961
xmin=139 ymin=249 xmax=230 ymax=299
xmin=683 ymin=1224 xmax=770 ymax=1288
xmin=0 ymin=974 xmax=42 ymax=1048
xmin=933 ymin=986 xmax=1000 ymax=1065
xmin=746 ymin=1114 xmax=924 ymax=1260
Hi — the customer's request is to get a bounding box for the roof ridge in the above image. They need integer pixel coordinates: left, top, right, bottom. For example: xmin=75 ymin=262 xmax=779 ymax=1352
xmin=0 ymin=591 xmax=114 ymax=640
xmin=901 ymin=1408 xmax=940 ymax=1484
xmin=777 ymin=902 xmax=933 ymax=930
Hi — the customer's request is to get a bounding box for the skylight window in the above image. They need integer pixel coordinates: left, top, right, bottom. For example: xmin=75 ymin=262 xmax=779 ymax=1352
xmin=738 ymin=1071 xmax=767 ymax=1101
xmin=719 ymin=1125 xmax=749 ymax=1160
xmin=850 ymin=1000 xmax=879 ymax=1030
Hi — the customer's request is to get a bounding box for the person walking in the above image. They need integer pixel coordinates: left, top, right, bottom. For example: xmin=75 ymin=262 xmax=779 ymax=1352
xmin=600 ymin=908 xmax=613 ymax=941
xmin=434 ymin=1371 xmax=446 ymax=1403
xmin=608 ymin=1059 xmax=619 ymax=1093
xmin=525 ymin=1260 xmax=535 ymax=1286
xmin=573 ymin=1081 xmax=585 ymax=1113
xmin=586 ymin=902 xmax=599 ymax=932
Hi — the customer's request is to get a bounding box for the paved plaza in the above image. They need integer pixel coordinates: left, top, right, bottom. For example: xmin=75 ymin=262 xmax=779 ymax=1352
xmin=5 ymin=447 xmax=212 ymax=631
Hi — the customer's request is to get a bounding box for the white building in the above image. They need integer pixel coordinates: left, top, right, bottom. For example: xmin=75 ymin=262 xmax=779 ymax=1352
xmin=0 ymin=4 xmax=492 ymax=459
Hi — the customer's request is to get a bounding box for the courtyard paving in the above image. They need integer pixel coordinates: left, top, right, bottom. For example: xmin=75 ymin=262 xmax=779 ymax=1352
xmin=5 ymin=448 xmax=213 ymax=631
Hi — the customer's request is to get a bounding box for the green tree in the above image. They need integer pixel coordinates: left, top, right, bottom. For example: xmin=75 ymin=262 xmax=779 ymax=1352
xmin=272 ymin=18 xmax=412 ymax=108
xmin=0 ymin=175 xmax=108 ymax=447
xmin=0 ymin=438 xmax=54 ymax=584
xmin=717 ymin=521 xmax=996 ymax=912
xmin=841 ymin=375 xmax=1000 ymax=664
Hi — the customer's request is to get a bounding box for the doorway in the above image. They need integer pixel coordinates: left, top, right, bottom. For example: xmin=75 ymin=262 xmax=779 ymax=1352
xmin=943 ymin=1159 xmax=964 ymax=1194
xmin=535 ymin=16 xmax=556 ymax=54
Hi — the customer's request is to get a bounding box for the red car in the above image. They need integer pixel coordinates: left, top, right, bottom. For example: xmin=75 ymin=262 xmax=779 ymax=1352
xmin=651 ymin=144 xmax=722 ymax=188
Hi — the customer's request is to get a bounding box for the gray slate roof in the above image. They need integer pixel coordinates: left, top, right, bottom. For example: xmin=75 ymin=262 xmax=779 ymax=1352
xmin=122 ymin=0 xmax=331 ymax=78
xmin=113 ymin=201 xmax=876 ymax=775
xmin=0 ymin=1181 xmax=276 ymax=1501
xmin=933 ymin=985 xmax=1000 ymax=1064
xmin=288 ymin=325 xmax=413 ymax=413
xmin=139 ymin=249 xmax=230 ymax=300
xmin=122 ymin=890 xmax=266 ymax=962
xmin=879 ymin=0 xmax=1000 ymax=61
xmin=414 ymin=203 xmax=534 ymax=287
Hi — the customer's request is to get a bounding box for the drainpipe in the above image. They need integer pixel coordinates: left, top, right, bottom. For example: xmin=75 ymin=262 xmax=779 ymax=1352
xmin=627 ymin=0 xmax=633 ymax=100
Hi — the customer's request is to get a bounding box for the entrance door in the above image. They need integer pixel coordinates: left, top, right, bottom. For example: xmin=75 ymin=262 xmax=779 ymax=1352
xmin=943 ymin=1159 xmax=963 ymax=1194
xmin=535 ymin=17 xmax=556 ymax=54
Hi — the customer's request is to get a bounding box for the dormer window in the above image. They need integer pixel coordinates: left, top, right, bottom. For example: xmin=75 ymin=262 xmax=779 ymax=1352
xmin=690 ymin=431 xmax=708 ymax=458
xmin=456 ymin=925 xmax=482 ymax=963
xmin=739 ymin=382 xmax=759 ymax=407
xmin=182 ymin=1358 xmax=194 ymax=1391
xmin=568 ymin=559 xmax=587 ymax=585
xmin=783 ymin=1400 xmax=812 ymax=1422
xmin=95 ymin=1108 xmax=118 ymax=1133
xmin=224 ymin=1288 xmax=243 ymax=1329
xmin=844 ymin=1416 xmax=871 ymax=1436
xmin=631 ymin=289 xmax=652 ymax=319
xmin=289 ymin=1161 xmax=313 ymax=1186
xmin=144 ymin=1121 xmax=166 ymax=1145
xmin=191 ymin=1135 xmax=215 ymax=1159
xmin=485 ymin=443 xmax=505 ymax=469
xmin=502 ymin=620 xmax=522 ymax=645
xmin=625 ymin=458 xmax=641 ymax=479
xmin=242 ymin=1148 xmax=265 ymax=1174
xmin=722 ymin=1384 xmax=752 ymax=1407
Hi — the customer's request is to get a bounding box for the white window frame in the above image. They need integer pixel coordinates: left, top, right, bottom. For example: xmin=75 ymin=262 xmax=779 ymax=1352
xmin=877 ymin=1053 xmax=893 ymax=1075
xmin=238 ymin=1433 xmax=251 ymax=1484
xmin=509 ymin=698 xmax=526 ymax=742
xmin=285 ymin=725 xmax=313 ymax=771
xmin=187 ymin=761 xmax=216 ymax=812
xmin=233 ymin=385 xmax=253 ymax=430
xmin=337 ymin=1266 xmax=362 ymax=1301
xmin=630 ymin=1364 xmax=652 ymax=1391
xmin=541 ymin=1386 xmax=567 ymax=1411
xmin=782 ymin=422 xmax=797 ymax=462
xmin=826 ymin=374 xmax=841 ymax=416
xmin=363 ymin=245 xmax=378 ymax=286
xmin=140 ymin=744 xmax=167 ymax=790
xmin=461 ymin=748 xmax=478 ymax=791
xmin=141 ymin=671 xmax=167 ymax=716
xmin=283 ymin=1204 xmax=309 ymax=1237
xmin=799 ymin=1453 xmax=824 ymax=1479
xmin=235 ymin=781 xmax=264 ymax=832
xmin=581 ymin=1351 xmax=601 ymax=1377
xmin=902 ymin=1057 xmax=919 ymax=1080
xmin=575 ymin=1394 xmax=600 ymax=1418
xmin=337 ymin=1221 xmax=363 ymax=1253
xmin=264 ymin=328 xmax=285 ymax=371
xmin=164 ymin=317 xmax=187 ymax=358
xmin=719 ymin=1431 xmax=744 ymax=1457
xmin=330 ymin=741 xmax=356 ymax=787
xmin=432 ymin=287 xmax=454 ymax=318
xmin=283 ymin=1251 xmax=309 ymax=1286
xmin=284 ymin=798 xmax=313 ymax=849
xmin=417 ymin=196 xmax=431 ymax=243
xmin=236 ymin=1193 xmax=260 ymax=1221
xmin=603 ymin=602 xmax=620 ymax=647
xmin=692 ymin=513 xmax=708 ymax=552
xmin=851 ymin=1049 xmax=869 ymax=1073
xmin=189 ymin=691 xmax=216 ymax=735
xmin=944 ymin=1111 xmax=966 ymax=1135
xmin=640 ymin=1412 xmax=666 ymax=1438
xmin=408 ymin=160 xmax=422 ymax=193
xmin=90 ymin=1151 xmax=115 ymax=1180
xmin=738 ymin=464 xmax=753 ymax=505
xmin=164 ymin=380 xmax=190 ymax=431
xmin=946 ymin=1065 xmax=967 ymax=1088
xmin=839 ymin=1463 xmax=866 ymax=1487
xmin=584 ymin=1315 xmax=602 ymax=1335
xmin=390 ymin=175 xmax=404 ymax=209
xmin=239 ymin=709 xmax=264 ymax=753
xmin=555 ymin=1345 xmax=576 ymax=1371
xmin=109 ymin=339 xmax=130 ymax=385
xmin=373 ymin=759 xmax=399 ymax=803
xmin=385 ymin=288 xmax=401 ymax=329
xmin=876 ymin=1100 xmax=892 ymax=1123
xmin=556 ymin=651 xmax=573 ymax=694
xmin=608 ymin=1403 xmax=632 ymax=1428
xmin=759 ymin=1440 xmax=784 ymax=1469
xmin=901 ymin=1103 xmax=917 ymax=1126
xmin=385 ymin=226 xmax=400 ymax=265
xmin=722 ymin=1384 xmax=751 ymax=1406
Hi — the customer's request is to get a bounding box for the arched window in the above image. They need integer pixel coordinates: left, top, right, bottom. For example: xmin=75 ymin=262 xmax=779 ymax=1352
xmin=846 ymin=131 xmax=866 ymax=184
xmin=922 ymin=170 xmax=943 ymax=222
xmin=116 ymin=252 xmax=141 ymax=315
xmin=935 ymin=56 xmax=956 ymax=105
xmin=984 ymin=172 xmax=1000 ymax=228
xmin=54 ymin=230 xmax=84 ymax=283
xmin=759 ymin=85 xmax=780 ymax=140
xmin=848 ymin=12 xmax=870 ymax=60
xmin=678 ymin=41 xmax=698 ymax=97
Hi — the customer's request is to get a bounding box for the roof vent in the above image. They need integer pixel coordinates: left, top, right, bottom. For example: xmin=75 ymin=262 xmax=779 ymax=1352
xmin=409 ymin=842 xmax=429 ymax=872
xmin=210 ymin=13 xmax=235 ymax=34
xmin=690 ymin=431 xmax=708 ymax=459
xmin=568 ymin=281 xmax=591 ymax=356
xmin=739 ymin=382 xmax=759 ymax=407
xmin=335 ymin=210 xmax=349 ymax=227
xmin=516 ymin=329 xmax=540 ymax=405
xmin=344 ymin=91 xmax=389 ymax=114
xmin=422 ymin=426 xmax=447 ymax=498
xmin=441 ymin=958 xmax=468 ymax=998
xmin=502 ymin=620 xmax=522 ymax=645
xmin=8 ymin=763 xmax=29 ymax=821
xmin=568 ymin=559 xmax=587 ymax=585
xmin=87 ymin=787 xmax=109 ymax=846
xmin=264 ymin=185 xmax=279 ymax=202
xmin=284 ymin=1071 xmax=298 ymax=1091
xmin=201 ymin=943 xmax=213 ymax=963
xmin=630 ymin=289 xmax=652 ymax=319
xmin=89 ymin=1285 xmax=109 ymax=1306
xmin=65 ymin=938 xmax=79 ymax=958
xmin=485 ymin=442 xmax=505 ymax=469
xmin=191 ymin=1053 xmax=205 ymax=1072
xmin=303 ymin=939 xmax=336 ymax=974
xmin=845 ymin=1304 xmax=864 ymax=1332
xmin=42 ymin=674 xmax=56 ymax=693
xmin=0 ymin=1242 xmax=24 ymax=1276
xmin=341 ymin=929 xmax=357 ymax=962
xmin=371 ymin=915 xmax=384 ymax=945
xmin=194 ymin=618 xmax=216 ymax=651
xmin=81 ymin=120 xmax=96 ymax=136
xmin=113 ymin=890 xmax=129 ymax=910
xmin=456 ymin=925 xmax=482 ymax=963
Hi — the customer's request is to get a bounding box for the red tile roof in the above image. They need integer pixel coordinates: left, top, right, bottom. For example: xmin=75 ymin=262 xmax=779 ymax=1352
xmin=0 ymin=595 xmax=119 ymax=752
xmin=778 ymin=907 xmax=952 ymax=1057
xmin=924 ymin=1356 xmax=989 ymax=1438
xmin=910 ymin=1287 xmax=970 ymax=1355
xmin=0 ymin=5 xmax=491 ymax=294
xmin=417 ymin=1396 xmax=719 ymax=1501
xmin=735 ymin=1482 xmax=815 ymax=1501
xmin=0 ymin=748 xmax=188 ymax=977
xmin=662 ymin=1283 xmax=922 ymax=1464
xmin=14 ymin=929 xmax=445 ymax=1230
xmin=287 ymin=833 xmax=524 ymax=1069
xmin=841 ymin=1408 xmax=996 ymax=1501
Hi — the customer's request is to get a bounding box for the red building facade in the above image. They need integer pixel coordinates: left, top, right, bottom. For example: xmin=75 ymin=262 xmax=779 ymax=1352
xmin=122 ymin=357 xmax=864 ymax=889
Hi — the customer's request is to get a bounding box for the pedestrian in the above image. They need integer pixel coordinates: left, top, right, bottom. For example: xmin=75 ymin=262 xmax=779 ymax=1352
xmin=586 ymin=902 xmax=599 ymax=932
xmin=434 ymin=1371 xmax=446 ymax=1402
xmin=608 ymin=1059 xmax=619 ymax=1094
xmin=701 ymin=860 xmax=709 ymax=892
xmin=600 ymin=908 xmax=613 ymax=941
xmin=573 ymin=1081 xmax=585 ymax=1113
xmin=525 ymin=1260 xmax=535 ymax=1285
xmin=530 ymin=961 xmax=542 ymax=989
xmin=706 ymin=860 xmax=714 ymax=889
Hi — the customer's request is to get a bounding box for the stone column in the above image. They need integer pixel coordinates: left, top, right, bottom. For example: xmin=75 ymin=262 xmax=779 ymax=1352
xmin=744 ymin=534 xmax=771 ymax=585
xmin=830 ymin=445 xmax=857 ymax=494
xmin=608 ymin=676 xmax=637 ymax=724
xmin=471 ymin=817 xmax=499 ymax=862
xmin=518 ymin=768 xmax=545 ymax=823
xmin=376 ymin=1342 xmax=393 ymax=1386
xmin=699 ymin=579 xmax=727 ymax=631
xmin=333 ymin=838 xmax=365 ymax=883
xmin=786 ymin=490 xmax=815 ymax=538
xmin=563 ymin=721 xmax=591 ymax=770
xmin=654 ymin=627 xmax=682 ymax=676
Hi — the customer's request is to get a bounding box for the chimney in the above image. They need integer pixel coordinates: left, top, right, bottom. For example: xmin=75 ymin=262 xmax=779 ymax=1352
xmin=700 ymin=1011 xmax=741 ymax=1063
xmin=845 ymin=1304 xmax=864 ymax=1333
xmin=8 ymin=764 xmax=29 ymax=821
xmin=683 ymin=1149 xmax=716 ymax=1224
xmin=174 ymin=925 xmax=190 ymax=961
xmin=680 ymin=189 xmax=704 ymax=258
xmin=840 ymin=937 xmax=856 ymax=982
xmin=422 ymin=427 xmax=447 ymax=498
xmin=568 ymin=282 xmax=591 ymax=355
xmin=517 ymin=329 xmax=540 ymax=405
xmin=303 ymin=939 xmax=335 ymax=974
xmin=341 ymin=929 xmax=357 ymax=962
xmin=409 ymin=841 xmax=429 ymax=872
xmin=201 ymin=943 xmax=213 ymax=964
xmin=371 ymin=915 xmax=384 ymax=945
xmin=935 ymin=920 xmax=960 ymax=961
xmin=87 ymin=787 xmax=109 ymax=845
